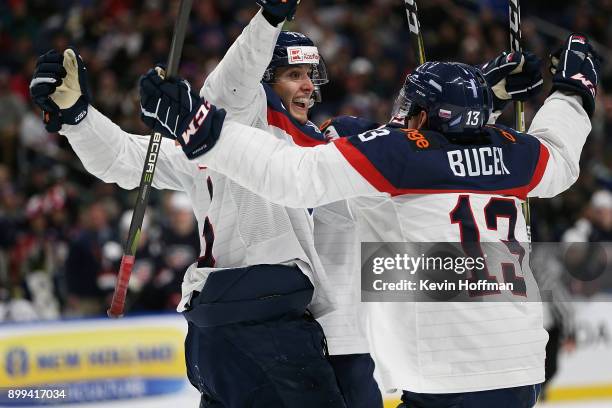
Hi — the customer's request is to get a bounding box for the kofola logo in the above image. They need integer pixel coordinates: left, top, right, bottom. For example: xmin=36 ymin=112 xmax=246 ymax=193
xmin=287 ymin=46 xmax=320 ymax=64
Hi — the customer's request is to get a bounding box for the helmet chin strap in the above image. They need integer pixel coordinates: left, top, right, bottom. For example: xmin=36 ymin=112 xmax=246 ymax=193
xmin=308 ymin=98 xmax=315 ymax=109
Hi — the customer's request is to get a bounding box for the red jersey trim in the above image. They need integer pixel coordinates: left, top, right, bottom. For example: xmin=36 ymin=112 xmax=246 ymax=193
xmin=526 ymin=143 xmax=551 ymax=194
xmin=267 ymin=108 xmax=326 ymax=147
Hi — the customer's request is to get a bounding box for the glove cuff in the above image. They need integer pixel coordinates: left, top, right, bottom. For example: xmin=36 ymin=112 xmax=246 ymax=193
xmin=60 ymin=95 xmax=89 ymax=125
xmin=262 ymin=9 xmax=285 ymax=26
xmin=492 ymin=95 xmax=509 ymax=113
xmin=551 ymin=81 xmax=595 ymax=118
xmin=178 ymin=103 xmax=226 ymax=160
xmin=43 ymin=110 xmax=62 ymax=133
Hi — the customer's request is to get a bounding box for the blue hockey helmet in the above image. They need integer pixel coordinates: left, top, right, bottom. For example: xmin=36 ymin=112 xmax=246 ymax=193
xmin=263 ymin=31 xmax=329 ymax=103
xmin=390 ymin=62 xmax=492 ymax=135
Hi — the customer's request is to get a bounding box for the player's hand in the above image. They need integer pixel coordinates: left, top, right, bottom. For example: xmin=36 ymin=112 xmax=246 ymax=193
xmin=257 ymin=0 xmax=300 ymax=25
xmin=320 ymin=116 xmax=380 ymax=141
xmin=480 ymin=51 xmax=543 ymax=113
xmin=550 ymin=33 xmax=602 ymax=118
xmin=139 ymin=66 xmax=226 ymax=159
xmin=29 ymin=47 xmax=90 ymax=132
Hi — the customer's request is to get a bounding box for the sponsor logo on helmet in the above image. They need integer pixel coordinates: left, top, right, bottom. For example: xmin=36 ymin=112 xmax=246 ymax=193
xmin=287 ymin=46 xmax=320 ymax=65
xmin=438 ymin=109 xmax=452 ymax=119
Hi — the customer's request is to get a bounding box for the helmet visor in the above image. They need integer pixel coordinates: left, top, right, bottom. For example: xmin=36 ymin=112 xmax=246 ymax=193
xmin=389 ymin=86 xmax=422 ymax=124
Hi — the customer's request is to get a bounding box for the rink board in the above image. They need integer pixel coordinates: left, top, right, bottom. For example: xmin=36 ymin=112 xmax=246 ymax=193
xmin=1 ymin=302 xmax=611 ymax=406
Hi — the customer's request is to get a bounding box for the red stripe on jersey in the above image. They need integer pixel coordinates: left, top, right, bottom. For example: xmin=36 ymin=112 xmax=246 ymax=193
xmin=267 ymin=108 xmax=326 ymax=147
xmin=334 ymin=137 xmax=399 ymax=193
xmin=526 ymin=143 xmax=550 ymax=193
xmin=334 ymin=138 xmax=544 ymax=200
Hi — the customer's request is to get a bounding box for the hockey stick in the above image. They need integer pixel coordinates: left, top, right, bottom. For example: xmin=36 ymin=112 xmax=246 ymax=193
xmin=404 ymin=0 xmax=426 ymax=65
xmin=107 ymin=0 xmax=193 ymax=318
xmin=509 ymin=0 xmax=532 ymax=239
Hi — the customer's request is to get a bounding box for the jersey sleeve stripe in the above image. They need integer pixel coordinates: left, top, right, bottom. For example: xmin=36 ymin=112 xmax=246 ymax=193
xmin=526 ymin=143 xmax=551 ymax=193
xmin=334 ymin=137 xmax=399 ymax=193
xmin=266 ymin=108 xmax=327 ymax=147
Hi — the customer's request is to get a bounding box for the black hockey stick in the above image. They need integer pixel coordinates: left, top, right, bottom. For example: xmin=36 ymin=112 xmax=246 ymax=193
xmin=509 ymin=0 xmax=532 ymax=238
xmin=108 ymin=0 xmax=193 ymax=318
xmin=404 ymin=0 xmax=426 ymax=65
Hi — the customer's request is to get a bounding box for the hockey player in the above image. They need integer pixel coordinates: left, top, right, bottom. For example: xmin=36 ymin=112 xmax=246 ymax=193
xmin=28 ymin=2 xmax=349 ymax=407
xmin=137 ymin=33 xmax=600 ymax=407
xmin=197 ymin=1 xmax=383 ymax=407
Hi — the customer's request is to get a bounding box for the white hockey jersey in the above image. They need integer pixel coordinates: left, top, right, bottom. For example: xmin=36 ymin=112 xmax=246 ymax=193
xmin=314 ymin=200 xmax=370 ymax=355
xmin=192 ymin=91 xmax=591 ymax=392
xmin=59 ymin=10 xmax=336 ymax=319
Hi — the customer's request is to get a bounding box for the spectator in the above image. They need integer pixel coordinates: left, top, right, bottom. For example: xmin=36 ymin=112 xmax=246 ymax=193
xmin=136 ymin=192 xmax=199 ymax=311
xmin=0 ymin=69 xmax=27 ymax=171
xmin=63 ymin=202 xmax=115 ymax=316
xmin=563 ymin=189 xmax=612 ymax=242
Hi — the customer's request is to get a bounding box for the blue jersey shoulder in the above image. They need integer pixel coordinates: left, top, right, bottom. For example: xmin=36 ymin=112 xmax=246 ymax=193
xmin=335 ymin=124 xmax=546 ymax=198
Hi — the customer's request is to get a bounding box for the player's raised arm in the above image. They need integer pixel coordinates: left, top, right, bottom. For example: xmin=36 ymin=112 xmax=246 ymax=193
xmin=200 ymin=1 xmax=298 ymax=122
xmin=29 ymin=48 xmax=198 ymax=192
xmin=526 ymin=34 xmax=601 ymax=198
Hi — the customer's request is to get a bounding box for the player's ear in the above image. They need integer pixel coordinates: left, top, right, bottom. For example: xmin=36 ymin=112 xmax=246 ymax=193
xmin=416 ymin=110 xmax=427 ymax=130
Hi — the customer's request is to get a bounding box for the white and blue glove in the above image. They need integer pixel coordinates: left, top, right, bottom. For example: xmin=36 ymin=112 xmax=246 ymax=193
xmin=29 ymin=47 xmax=90 ymax=132
xmin=550 ymin=33 xmax=602 ymax=118
xmin=139 ymin=67 xmax=226 ymax=160
xmin=480 ymin=51 xmax=543 ymax=114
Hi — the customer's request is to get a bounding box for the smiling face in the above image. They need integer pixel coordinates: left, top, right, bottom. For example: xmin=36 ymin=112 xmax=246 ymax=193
xmin=271 ymin=64 xmax=314 ymax=125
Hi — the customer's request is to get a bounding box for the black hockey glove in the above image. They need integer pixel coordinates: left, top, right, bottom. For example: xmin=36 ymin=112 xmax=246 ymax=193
xmin=139 ymin=67 xmax=226 ymax=160
xmin=320 ymin=116 xmax=380 ymax=141
xmin=257 ymin=0 xmax=300 ymax=25
xmin=550 ymin=33 xmax=602 ymax=118
xmin=29 ymin=47 xmax=90 ymax=132
xmin=480 ymin=51 xmax=543 ymax=113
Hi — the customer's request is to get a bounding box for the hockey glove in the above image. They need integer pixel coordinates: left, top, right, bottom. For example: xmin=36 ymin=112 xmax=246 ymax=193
xmin=257 ymin=0 xmax=300 ymax=25
xmin=480 ymin=51 xmax=543 ymax=113
xmin=139 ymin=67 xmax=226 ymax=160
xmin=550 ymin=33 xmax=602 ymax=118
xmin=320 ymin=116 xmax=381 ymax=141
xmin=29 ymin=47 xmax=90 ymax=132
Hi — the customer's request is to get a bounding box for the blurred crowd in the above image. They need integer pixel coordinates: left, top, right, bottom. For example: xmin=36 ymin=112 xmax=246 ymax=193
xmin=1 ymin=0 xmax=612 ymax=322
